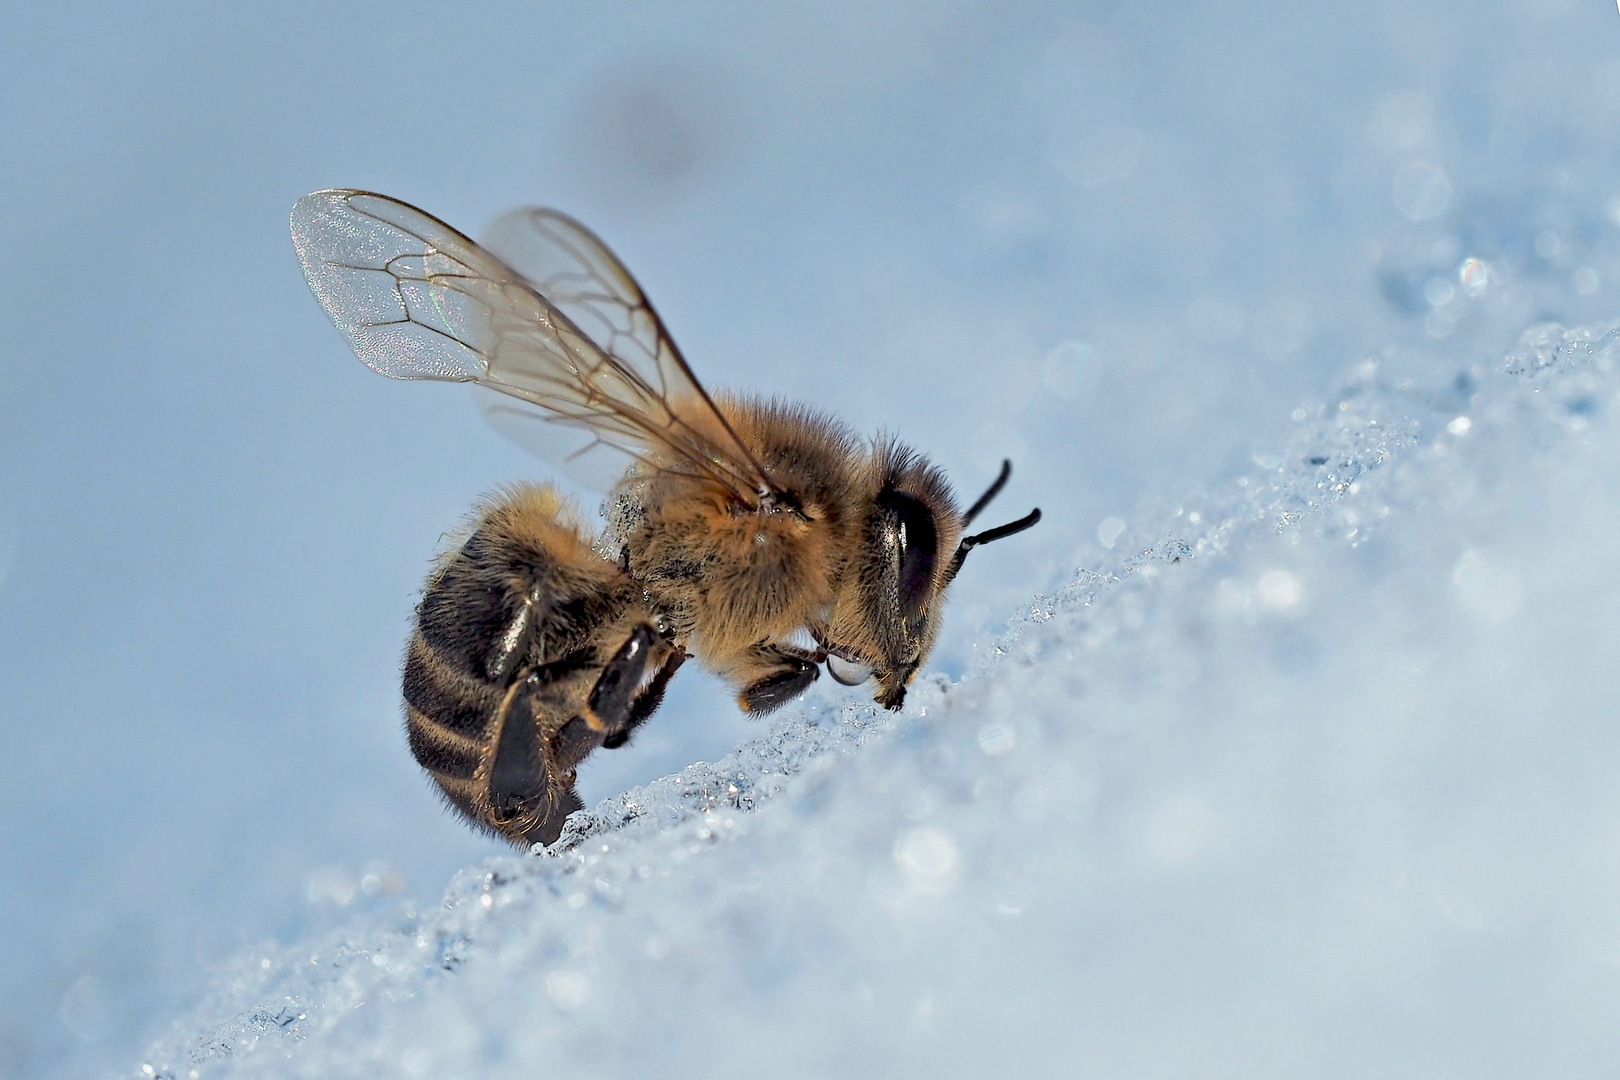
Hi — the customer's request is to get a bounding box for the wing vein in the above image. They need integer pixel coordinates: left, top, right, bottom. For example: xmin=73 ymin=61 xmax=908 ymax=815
xmin=291 ymin=189 xmax=782 ymax=501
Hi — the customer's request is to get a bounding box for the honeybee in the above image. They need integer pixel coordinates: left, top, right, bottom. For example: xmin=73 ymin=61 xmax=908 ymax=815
xmin=290 ymin=190 xmax=1039 ymax=848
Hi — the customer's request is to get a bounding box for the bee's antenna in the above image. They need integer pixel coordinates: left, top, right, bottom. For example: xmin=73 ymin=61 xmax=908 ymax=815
xmin=961 ymin=459 xmax=1013 ymax=529
xmin=943 ymin=506 xmax=1041 ymax=586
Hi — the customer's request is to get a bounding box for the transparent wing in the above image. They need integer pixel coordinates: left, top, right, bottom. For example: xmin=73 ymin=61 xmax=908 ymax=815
xmin=479 ymin=205 xmax=776 ymax=496
xmin=290 ymin=189 xmax=777 ymax=501
xmin=472 ymin=384 xmax=629 ymax=492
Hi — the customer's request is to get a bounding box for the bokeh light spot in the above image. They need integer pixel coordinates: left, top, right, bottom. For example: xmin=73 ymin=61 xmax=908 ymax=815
xmin=1393 ymin=161 xmax=1452 ymax=221
xmin=1453 ymin=550 xmax=1524 ymax=622
xmin=894 ymin=828 xmax=961 ymax=894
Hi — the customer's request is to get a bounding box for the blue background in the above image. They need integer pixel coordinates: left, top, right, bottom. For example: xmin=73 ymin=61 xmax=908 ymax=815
xmin=5 ymin=2 xmax=1620 ymax=1076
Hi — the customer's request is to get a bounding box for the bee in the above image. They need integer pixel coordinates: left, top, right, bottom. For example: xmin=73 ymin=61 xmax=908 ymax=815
xmin=290 ymin=190 xmax=1040 ymax=848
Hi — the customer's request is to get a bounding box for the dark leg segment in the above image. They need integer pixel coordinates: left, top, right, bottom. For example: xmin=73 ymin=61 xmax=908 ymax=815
xmin=551 ymin=715 xmax=602 ymax=775
xmin=603 ymin=649 xmax=686 ymax=749
xmin=518 ymin=788 xmax=583 ymax=848
xmin=585 ymin=624 xmax=659 ymax=732
xmin=486 ymin=673 xmax=582 ymax=847
xmin=739 ymin=647 xmax=821 ymax=714
xmin=488 ymin=679 xmax=548 ymax=816
xmin=486 ymin=654 xmax=598 ymax=848
xmin=553 ymin=650 xmax=687 ymax=762
xmin=482 ymin=589 xmax=539 ymax=682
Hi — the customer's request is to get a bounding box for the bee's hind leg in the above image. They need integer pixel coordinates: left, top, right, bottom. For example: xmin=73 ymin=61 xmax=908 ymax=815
xmin=487 ymin=668 xmax=587 ymax=849
xmin=488 ymin=632 xmax=685 ymax=849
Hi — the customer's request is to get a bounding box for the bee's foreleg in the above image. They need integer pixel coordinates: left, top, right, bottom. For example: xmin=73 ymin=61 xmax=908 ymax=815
xmin=735 ymin=644 xmax=822 ymax=714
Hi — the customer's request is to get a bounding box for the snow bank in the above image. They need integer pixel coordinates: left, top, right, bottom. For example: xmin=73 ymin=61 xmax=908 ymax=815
xmin=131 ymin=321 xmax=1620 ymax=1078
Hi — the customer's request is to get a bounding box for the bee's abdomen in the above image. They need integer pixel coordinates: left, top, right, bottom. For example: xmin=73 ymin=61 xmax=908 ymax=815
xmin=399 ymin=485 xmax=637 ymax=846
xmin=403 ymin=632 xmax=495 ymax=782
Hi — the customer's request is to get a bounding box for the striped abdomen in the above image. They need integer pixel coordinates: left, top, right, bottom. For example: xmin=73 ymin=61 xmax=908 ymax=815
xmin=401 ymin=485 xmax=641 ymax=847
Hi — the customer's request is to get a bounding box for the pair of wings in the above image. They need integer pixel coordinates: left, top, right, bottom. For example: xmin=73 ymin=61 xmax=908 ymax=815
xmin=289 ymin=189 xmax=780 ymax=503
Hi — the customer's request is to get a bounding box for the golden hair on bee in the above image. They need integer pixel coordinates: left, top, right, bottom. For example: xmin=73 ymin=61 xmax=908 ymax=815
xmin=292 ymin=189 xmax=1040 ymax=847
xmin=402 ymin=484 xmax=680 ymax=846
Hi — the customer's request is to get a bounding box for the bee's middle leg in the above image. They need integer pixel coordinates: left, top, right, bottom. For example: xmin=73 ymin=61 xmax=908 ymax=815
xmin=578 ymin=624 xmax=687 ymax=749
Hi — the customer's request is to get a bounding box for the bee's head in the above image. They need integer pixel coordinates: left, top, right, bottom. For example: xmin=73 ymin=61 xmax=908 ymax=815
xmin=822 ymin=446 xmax=1040 ymax=711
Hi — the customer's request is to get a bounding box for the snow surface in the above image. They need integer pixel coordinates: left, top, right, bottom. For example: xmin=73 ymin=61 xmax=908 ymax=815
xmin=130 ymin=322 xmax=1620 ymax=1077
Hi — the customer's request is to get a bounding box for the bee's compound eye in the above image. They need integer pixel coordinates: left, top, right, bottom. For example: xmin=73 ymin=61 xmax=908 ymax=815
xmin=826 ymin=654 xmax=873 ymax=686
